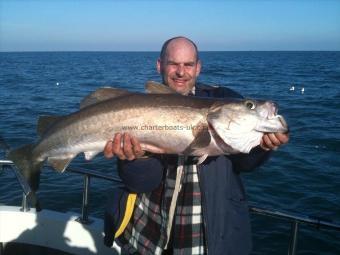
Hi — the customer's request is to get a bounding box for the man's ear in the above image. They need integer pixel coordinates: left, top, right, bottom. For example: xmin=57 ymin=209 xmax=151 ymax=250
xmin=196 ymin=60 xmax=202 ymax=77
xmin=156 ymin=58 xmax=162 ymax=74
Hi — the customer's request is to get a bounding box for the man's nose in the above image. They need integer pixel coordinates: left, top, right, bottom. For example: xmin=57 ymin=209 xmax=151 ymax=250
xmin=176 ymin=65 xmax=185 ymax=76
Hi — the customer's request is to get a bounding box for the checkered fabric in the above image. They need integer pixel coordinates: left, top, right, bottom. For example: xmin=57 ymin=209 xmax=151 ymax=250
xmin=118 ymin=157 xmax=206 ymax=255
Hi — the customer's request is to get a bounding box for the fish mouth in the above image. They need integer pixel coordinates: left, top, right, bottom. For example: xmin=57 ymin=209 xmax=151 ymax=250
xmin=259 ymin=114 xmax=289 ymax=133
xmin=272 ymin=114 xmax=289 ymax=132
xmin=261 ymin=101 xmax=289 ymax=133
xmin=276 ymin=115 xmax=288 ymax=131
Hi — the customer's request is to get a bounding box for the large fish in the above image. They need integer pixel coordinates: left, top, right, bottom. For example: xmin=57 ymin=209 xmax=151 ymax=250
xmin=8 ymin=81 xmax=288 ymax=206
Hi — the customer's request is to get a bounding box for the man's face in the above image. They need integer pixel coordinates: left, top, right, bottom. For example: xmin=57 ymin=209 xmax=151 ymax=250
xmin=157 ymin=39 xmax=201 ymax=95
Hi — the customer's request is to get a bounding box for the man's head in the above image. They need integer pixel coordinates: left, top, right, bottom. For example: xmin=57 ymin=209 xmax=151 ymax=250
xmin=157 ymin=36 xmax=201 ymax=95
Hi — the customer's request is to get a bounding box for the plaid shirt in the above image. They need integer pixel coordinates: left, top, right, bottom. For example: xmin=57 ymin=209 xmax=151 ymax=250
xmin=118 ymin=157 xmax=206 ymax=255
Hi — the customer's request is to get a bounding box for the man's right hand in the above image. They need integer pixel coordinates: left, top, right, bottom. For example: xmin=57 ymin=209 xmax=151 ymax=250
xmin=104 ymin=133 xmax=145 ymax=161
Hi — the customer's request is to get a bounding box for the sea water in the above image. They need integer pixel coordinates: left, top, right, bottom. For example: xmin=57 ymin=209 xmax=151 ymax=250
xmin=0 ymin=51 xmax=339 ymax=254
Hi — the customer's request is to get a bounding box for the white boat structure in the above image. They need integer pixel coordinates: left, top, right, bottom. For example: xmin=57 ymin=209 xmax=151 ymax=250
xmin=0 ymin=156 xmax=339 ymax=255
xmin=0 ymin=159 xmax=121 ymax=255
xmin=0 ymin=205 xmax=120 ymax=255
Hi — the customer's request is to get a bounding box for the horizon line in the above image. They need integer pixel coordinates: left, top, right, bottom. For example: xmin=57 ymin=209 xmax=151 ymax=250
xmin=1 ymin=49 xmax=340 ymax=53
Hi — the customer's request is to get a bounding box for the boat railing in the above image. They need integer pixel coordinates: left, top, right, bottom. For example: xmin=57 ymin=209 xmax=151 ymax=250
xmin=0 ymin=159 xmax=339 ymax=255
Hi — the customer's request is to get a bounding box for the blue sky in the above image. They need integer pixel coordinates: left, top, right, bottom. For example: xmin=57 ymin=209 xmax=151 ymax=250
xmin=1 ymin=0 xmax=339 ymax=51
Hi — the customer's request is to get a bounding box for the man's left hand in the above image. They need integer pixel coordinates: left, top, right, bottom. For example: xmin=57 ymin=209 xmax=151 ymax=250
xmin=260 ymin=132 xmax=289 ymax=151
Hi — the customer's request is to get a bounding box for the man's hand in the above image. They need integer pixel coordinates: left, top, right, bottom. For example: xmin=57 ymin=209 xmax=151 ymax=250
xmin=104 ymin=133 xmax=145 ymax=160
xmin=260 ymin=132 xmax=289 ymax=151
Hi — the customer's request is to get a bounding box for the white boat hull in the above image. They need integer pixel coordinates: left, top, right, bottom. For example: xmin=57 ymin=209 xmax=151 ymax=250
xmin=0 ymin=205 xmax=120 ymax=255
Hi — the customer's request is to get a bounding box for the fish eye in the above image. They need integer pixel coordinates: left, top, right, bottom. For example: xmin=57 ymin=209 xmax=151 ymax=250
xmin=245 ymin=100 xmax=256 ymax=110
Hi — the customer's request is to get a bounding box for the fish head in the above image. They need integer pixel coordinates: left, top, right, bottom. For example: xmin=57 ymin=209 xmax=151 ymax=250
xmin=207 ymin=99 xmax=288 ymax=154
xmin=253 ymin=100 xmax=288 ymax=133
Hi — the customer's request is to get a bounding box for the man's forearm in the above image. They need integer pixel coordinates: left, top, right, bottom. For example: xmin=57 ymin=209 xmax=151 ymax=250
xmin=118 ymin=157 xmax=164 ymax=193
xmin=228 ymin=146 xmax=272 ymax=173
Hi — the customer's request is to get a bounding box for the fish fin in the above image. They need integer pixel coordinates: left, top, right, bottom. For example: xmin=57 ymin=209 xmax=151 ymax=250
xmin=28 ymin=192 xmax=42 ymax=211
xmin=197 ymin=154 xmax=208 ymax=165
xmin=80 ymin=87 xmax=131 ymax=109
xmin=140 ymin=143 xmax=166 ymax=154
xmin=207 ymin=102 xmax=224 ymax=117
xmin=8 ymin=144 xmax=43 ymax=191
xmin=37 ymin=115 xmax=63 ymax=136
xmin=145 ymin=81 xmax=177 ymax=94
xmin=47 ymin=156 xmax=75 ymax=172
xmin=183 ymin=122 xmax=211 ymax=155
xmin=84 ymin=150 xmax=101 ymax=160
xmin=8 ymin=144 xmax=43 ymax=210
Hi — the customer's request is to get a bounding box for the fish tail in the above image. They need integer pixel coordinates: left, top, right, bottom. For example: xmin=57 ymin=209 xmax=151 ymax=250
xmin=8 ymin=144 xmax=43 ymax=210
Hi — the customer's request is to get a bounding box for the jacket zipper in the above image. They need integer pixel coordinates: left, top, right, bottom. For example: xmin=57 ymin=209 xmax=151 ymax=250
xmin=197 ymin=164 xmax=209 ymax=254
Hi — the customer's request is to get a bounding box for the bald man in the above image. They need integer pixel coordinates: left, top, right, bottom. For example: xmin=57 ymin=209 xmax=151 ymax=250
xmin=104 ymin=37 xmax=289 ymax=255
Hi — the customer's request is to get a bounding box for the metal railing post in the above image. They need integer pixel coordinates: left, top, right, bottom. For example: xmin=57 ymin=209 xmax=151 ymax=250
xmin=76 ymin=174 xmax=93 ymax=224
xmin=0 ymin=163 xmax=4 ymax=174
xmin=288 ymin=221 xmax=299 ymax=255
xmin=0 ymin=242 xmax=4 ymax=255
xmin=20 ymin=192 xmax=30 ymax=212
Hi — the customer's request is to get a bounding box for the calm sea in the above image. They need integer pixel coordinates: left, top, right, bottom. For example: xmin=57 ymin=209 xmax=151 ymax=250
xmin=0 ymin=51 xmax=339 ymax=254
